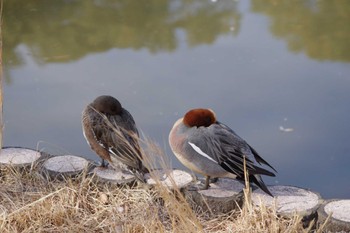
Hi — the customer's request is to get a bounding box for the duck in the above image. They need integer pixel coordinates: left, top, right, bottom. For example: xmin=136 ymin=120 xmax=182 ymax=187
xmin=82 ymin=95 xmax=148 ymax=181
xmin=169 ymin=108 xmax=277 ymax=196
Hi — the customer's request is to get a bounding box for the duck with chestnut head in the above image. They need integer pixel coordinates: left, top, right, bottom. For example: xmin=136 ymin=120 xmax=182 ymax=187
xmin=169 ymin=108 xmax=276 ymax=196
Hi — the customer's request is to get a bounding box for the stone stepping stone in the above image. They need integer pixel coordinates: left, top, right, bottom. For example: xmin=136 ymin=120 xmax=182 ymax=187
xmin=252 ymin=185 xmax=322 ymax=227
xmin=318 ymin=199 xmax=350 ymax=232
xmin=184 ymin=178 xmax=245 ymax=215
xmin=93 ymin=166 xmax=136 ymax=185
xmin=42 ymin=155 xmax=89 ymax=179
xmin=0 ymin=147 xmax=41 ymax=168
xmin=145 ymin=169 xmax=194 ymax=190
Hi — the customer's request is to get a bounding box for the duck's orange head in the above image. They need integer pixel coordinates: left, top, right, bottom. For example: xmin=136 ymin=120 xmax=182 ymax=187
xmin=183 ymin=108 xmax=217 ymax=127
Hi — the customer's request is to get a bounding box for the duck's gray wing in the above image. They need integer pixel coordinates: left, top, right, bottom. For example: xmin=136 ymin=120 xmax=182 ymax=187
xmin=187 ymin=123 xmax=276 ymax=178
xmin=218 ymin=121 xmax=277 ymax=173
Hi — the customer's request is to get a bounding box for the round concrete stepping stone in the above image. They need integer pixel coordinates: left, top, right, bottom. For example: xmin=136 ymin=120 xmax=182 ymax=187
xmin=42 ymin=155 xmax=89 ymax=179
xmin=0 ymin=147 xmax=41 ymax=167
xmin=93 ymin=166 xmax=136 ymax=185
xmin=252 ymin=185 xmax=321 ymax=215
xmin=318 ymin=199 xmax=350 ymax=232
xmin=252 ymin=185 xmax=322 ymax=227
xmin=145 ymin=169 xmax=194 ymax=189
xmin=184 ymin=178 xmax=245 ymax=215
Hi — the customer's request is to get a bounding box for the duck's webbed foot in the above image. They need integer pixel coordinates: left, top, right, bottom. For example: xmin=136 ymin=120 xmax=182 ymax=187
xmin=209 ymin=177 xmax=218 ymax=184
xmin=187 ymin=176 xmax=211 ymax=191
xmin=100 ymin=159 xmax=108 ymax=168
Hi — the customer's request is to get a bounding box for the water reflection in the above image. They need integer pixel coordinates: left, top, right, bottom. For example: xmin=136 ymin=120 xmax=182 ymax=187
xmin=251 ymin=0 xmax=350 ymax=62
xmin=4 ymin=0 xmax=240 ymax=74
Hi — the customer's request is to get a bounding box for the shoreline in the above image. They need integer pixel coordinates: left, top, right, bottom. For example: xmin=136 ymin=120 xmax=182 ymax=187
xmin=0 ymin=147 xmax=349 ymax=232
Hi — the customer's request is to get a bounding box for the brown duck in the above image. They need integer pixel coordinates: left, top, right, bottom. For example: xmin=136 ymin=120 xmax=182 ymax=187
xmin=82 ymin=95 xmax=148 ymax=181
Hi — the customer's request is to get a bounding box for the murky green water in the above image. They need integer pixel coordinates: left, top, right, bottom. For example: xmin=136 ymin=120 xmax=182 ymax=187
xmin=3 ymin=0 xmax=350 ymax=198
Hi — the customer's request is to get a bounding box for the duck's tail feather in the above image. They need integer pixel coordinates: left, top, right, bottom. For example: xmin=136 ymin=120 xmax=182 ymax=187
xmin=250 ymin=174 xmax=273 ymax=197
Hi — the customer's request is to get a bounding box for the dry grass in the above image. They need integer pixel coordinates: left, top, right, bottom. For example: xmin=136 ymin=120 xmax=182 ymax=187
xmin=0 ymin=145 xmax=327 ymax=233
xmin=0 ymin=113 xmax=325 ymax=232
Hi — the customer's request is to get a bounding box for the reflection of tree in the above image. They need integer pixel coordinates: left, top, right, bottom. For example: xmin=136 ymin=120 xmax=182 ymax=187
xmin=171 ymin=1 xmax=240 ymax=46
xmin=251 ymin=0 xmax=350 ymax=62
xmin=3 ymin=0 xmax=241 ymax=72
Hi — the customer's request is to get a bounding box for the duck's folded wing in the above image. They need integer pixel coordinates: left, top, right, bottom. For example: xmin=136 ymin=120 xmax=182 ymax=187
xmin=107 ymin=127 xmax=143 ymax=169
xmin=187 ymin=124 xmax=275 ymax=178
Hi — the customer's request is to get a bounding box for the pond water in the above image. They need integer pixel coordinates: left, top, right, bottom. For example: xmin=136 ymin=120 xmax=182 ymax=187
xmin=3 ymin=0 xmax=350 ymax=199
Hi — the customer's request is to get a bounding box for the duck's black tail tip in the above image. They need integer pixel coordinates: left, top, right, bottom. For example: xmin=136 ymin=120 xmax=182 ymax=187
xmin=250 ymin=175 xmax=274 ymax=197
